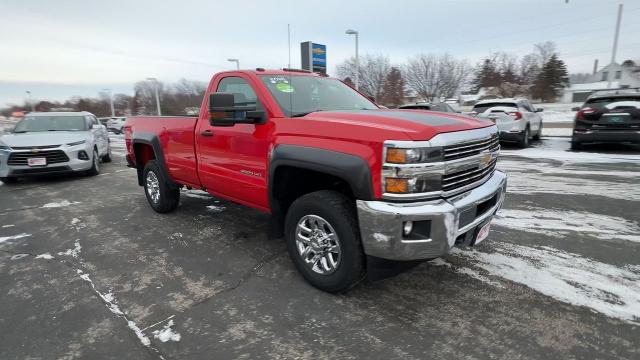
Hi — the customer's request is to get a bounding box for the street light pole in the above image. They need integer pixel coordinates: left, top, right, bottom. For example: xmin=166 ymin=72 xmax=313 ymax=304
xmin=227 ymin=58 xmax=240 ymax=70
xmin=103 ymin=88 xmax=115 ymax=117
xmin=146 ymin=78 xmax=161 ymax=116
xmin=25 ymin=91 xmax=35 ymax=112
xmin=345 ymin=29 xmax=359 ymax=90
xmin=607 ymin=3 xmax=623 ymax=89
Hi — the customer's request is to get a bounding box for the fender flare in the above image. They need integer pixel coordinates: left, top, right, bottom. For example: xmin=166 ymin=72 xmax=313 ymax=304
xmin=268 ymin=144 xmax=374 ymax=203
xmin=131 ymin=132 xmax=179 ymax=189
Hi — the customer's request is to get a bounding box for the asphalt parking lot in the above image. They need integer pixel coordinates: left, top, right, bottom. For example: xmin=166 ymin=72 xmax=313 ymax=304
xmin=1 ymin=135 xmax=639 ymax=359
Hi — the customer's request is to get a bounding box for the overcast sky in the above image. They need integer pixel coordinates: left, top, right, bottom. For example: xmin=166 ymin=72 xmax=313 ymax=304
xmin=1 ymin=0 xmax=639 ymax=107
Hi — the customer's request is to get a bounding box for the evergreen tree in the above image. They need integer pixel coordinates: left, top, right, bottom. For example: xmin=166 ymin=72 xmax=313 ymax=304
xmin=472 ymin=58 xmax=501 ymax=92
xmin=381 ymin=67 xmax=405 ymax=107
xmin=532 ymin=54 xmax=569 ymax=101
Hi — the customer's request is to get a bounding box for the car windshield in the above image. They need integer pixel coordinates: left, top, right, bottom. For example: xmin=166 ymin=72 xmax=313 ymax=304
xmin=585 ymin=97 xmax=640 ymax=110
xmin=259 ymin=75 xmax=378 ymax=117
xmin=400 ymin=105 xmax=432 ymax=110
xmin=13 ymin=115 xmax=87 ymax=132
xmin=472 ymin=102 xmax=517 ymax=113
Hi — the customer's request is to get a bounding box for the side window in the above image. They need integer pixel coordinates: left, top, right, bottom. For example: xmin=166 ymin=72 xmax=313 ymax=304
xmin=520 ymin=101 xmax=533 ymax=112
xmin=216 ymin=77 xmax=258 ymax=107
xmin=85 ymin=116 xmax=93 ymax=129
xmin=92 ymin=116 xmax=99 ymax=126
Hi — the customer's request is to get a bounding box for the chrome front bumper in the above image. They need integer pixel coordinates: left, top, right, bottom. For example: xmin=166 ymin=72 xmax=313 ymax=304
xmin=0 ymin=146 xmax=94 ymax=178
xmin=356 ymin=170 xmax=507 ymax=261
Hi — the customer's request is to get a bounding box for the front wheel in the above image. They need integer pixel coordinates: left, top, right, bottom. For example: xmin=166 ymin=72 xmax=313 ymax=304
xmin=86 ymin=149 xmax=100 ymax=176
xmin=532 ymin=121 xmax=542 ymax=141
xmin=102 ymin=145 xmax=112 ymax=163
xmin=0 ymin=177 xmax=18 ymax=184
xmin=284 ymin=190 xmax=364 ymax=292
xmin=143 ymin=160 xmax=180 ymax=213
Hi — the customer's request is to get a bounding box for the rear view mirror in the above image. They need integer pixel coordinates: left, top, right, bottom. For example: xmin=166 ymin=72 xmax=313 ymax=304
xmin=208 ymin=92 xmax=265 ymax=126
xmin=571 ymin=107 xmax=580 ymax=112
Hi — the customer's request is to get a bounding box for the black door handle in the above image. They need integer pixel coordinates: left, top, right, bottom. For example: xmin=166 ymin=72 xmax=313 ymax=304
xmin=200 ymin=130 xmax=214 ymax=137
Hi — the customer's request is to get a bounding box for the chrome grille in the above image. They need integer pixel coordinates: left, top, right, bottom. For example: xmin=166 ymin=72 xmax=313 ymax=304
xmin=8 ymin=150 xmax=70 ymax=166
xmin=10 ymin=144 xmax=62 ymax=150
xmin=442 ymin=159 xmax=497 ymax=192
xmin=444 ymin=133 xmax=499 ymax=161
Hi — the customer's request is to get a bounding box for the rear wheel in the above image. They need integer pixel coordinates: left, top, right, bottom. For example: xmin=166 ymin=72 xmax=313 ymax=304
xmin=284 ymin=190 xmax=365 ymax=292
xmin=0 ymin=177 xmax=18 ymax=184
xmin=517 ymin=126 xmax=530 ymax=148
xmin=571 ymin=141 xmax=582 ymax=151
xmin=86 ymin=149 xmax=100 ymax=176
xmin=143 ymin=160 xmax=180 ymax=213
xmin=532 ymin=121 xmax=542 ymax=141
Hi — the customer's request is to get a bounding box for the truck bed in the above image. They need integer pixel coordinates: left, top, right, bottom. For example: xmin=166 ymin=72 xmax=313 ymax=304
xmin=124 ymin=116 xmax=200 ymax=187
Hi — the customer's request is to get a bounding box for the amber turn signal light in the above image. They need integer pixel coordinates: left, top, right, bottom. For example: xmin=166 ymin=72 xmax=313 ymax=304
xmin=386 ymin=148 xmax=407 ymax=164
xmin=385 ymin=178 xmax=408 ymax=193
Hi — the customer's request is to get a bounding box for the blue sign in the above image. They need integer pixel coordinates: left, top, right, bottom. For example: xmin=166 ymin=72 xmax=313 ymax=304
xmin=311 ymin=43 xmax=326 ymax=73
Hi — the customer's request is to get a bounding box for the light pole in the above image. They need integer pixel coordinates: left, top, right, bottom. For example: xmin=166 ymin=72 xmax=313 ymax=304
xmin=227 ymin=58 xmax=240 ymax=70
xmin=25 ymin=91 xmax=35 ymax=112
xmin=103 ymin=88 xmax=115 ymax=117
xmin=345 ymin=29 xmax=359 ymax=90
xmin=607 ymin=3 xmax=623 ymax=89
xmin=146 ymin=78 xmax=161 ymax=116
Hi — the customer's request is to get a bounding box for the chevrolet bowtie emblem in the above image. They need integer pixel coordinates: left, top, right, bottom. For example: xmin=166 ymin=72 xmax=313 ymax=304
xmin=32 ymin=148 xmax=40 ymax=153
xmin=479 ymin=152 xmax=493 ymax=169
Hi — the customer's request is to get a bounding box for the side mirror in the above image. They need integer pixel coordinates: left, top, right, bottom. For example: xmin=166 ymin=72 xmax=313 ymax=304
xmin=535 ymin=108 xmax=544 ymax=112
xmin=209 ymin=92 xmax=265 ymax=126
xmin=571 ymin=107 xmax=580 ymax=112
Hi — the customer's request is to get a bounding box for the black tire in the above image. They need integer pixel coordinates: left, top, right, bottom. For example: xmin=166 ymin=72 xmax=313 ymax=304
xmin=143 ymin=160 xmax=180 ymax=213
xmin=284 ymin=190 xmax=365 ymax=292
xmin=532 ymin=121 xmax=542 ymax=141
xmin=571 ymin=141 xmax=582 ymax=151
xmin=86 ymin=149 xmax=100 ymax=176
xmin=102 ymin=145 xmax=112 ymax=163
xmin=517 ymin=126 xmax=530 ymax=148
xmin=0 ymin=176 xmax=18 ymax=184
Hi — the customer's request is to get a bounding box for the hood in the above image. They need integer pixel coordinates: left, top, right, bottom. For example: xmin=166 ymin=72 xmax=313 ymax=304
xmin=304 ymin=109 xmax=493 ymax=140
xmin=0 ymin=131 xmax=91 ymax=148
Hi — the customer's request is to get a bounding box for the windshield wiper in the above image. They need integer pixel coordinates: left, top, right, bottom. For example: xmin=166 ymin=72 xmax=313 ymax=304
xmin=291 ymin=110 xmax=323 ymax=118
xmin=12 ymin=131 xmax=27 ymax=133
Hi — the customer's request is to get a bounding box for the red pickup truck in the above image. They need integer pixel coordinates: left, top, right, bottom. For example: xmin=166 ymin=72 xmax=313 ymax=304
xmin=125 ymin=69 xmax=506 ymax=292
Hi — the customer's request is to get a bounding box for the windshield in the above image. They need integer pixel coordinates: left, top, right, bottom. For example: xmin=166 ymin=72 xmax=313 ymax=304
xmin=259 ymin=75 xmax=378 ymax=117
xmin=472 ymin=102 xmax=518 ymax=113
xmin=13 ymin=115 xmax=88 ymax=132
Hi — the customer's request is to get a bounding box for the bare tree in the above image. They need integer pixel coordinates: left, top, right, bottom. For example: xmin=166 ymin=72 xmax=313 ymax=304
xmin=336 ymin=54 xmax=391 ymax=101
xmin=534 ymin=41 xmax=556 ymax=68
xmin=405 ymin=53 xmax=470 ymax=101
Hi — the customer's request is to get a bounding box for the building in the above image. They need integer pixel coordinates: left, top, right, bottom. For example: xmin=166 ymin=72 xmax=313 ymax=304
xmin=563 ymin=59 xmax=640 ymax=103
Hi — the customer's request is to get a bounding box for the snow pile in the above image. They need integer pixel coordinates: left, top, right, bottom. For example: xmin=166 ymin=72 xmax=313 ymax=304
xmin=2 ymin=224 xmax=15 ymax=228
xmin=0 ymin=233 xmax=31 ymax=244
xmin=35 ymin=253 xmax=54 ymax=260
xmin=453 ymin=244 xmax=640 ymax=324
xmin=494 ymin=208 xmax=640 ymax=243
xmin=57 ymin=240 xmax=82 ymax=258
xmin=152 ymin=320 xmax=181 ymax=342
xmin=206 ymin=204 xmax=226 ymax=213
xmin=500 ymin=138 xmax=640 ymax=164
xmin=183 ymin=190 xmax=212 ymax=200
xmin=41 ymin=200 xmax=81 ymax=208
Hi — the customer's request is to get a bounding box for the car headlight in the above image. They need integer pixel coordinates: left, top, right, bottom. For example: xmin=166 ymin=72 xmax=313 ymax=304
xmin=0 ymin=144 xmax=10 ymax=151
xmin=66 ymin=140 xmax=86 ymax=146
xmin=383 ymin=143 xmax=444 ymax=196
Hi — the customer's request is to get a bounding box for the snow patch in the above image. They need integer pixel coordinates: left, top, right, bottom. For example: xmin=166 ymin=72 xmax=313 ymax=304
xmin=2 ymin=224 xmax=15 ymax=228
xmin=501 ymin=138 xmax=640 ymax=164
xmin=41 ymin=200 xmax=80 ymax=208
xmin=128 ymin=321 xmax=152 ymax=346
xmin=58 ymin=240 xmax=81 ymax=258
xmin=35 ymin=253 xmax=54 ymax=260
xmin=0 ymin=233 xmax=31 ymax=244
xmin=494 ymin=208 xmax=640 ymax=243
xmin=206 ymin=204 xmax=226 ymax=213
xmin=428 ymin=258 xmax=451 ymax=267
xmin=10 ymin=253 xmax=29 ymax=260
xmin=455 ymin=267 xmax=504 ymax=288
xmin=183 ymin=190 xmax=213 ymax=200
xmin=453 ymin=244 xmax=640 ymax=324
xmin=372 ymin=233 xmax=389 ymax=243
xmin=152 ymin=320 xmax=181 ymax=342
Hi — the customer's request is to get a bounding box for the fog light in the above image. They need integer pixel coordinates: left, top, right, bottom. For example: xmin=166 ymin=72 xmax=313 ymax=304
xmin=78 ymin=150 xmax=89 ymax=160
xmin=403 ymin=221 xmax=413 ymax=236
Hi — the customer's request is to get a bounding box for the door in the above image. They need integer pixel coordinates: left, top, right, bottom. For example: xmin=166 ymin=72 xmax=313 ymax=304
xmin=88 ymin=115 xmax=109 ymax=155
xmin=195 ymin=76 xmax=273 ymax=210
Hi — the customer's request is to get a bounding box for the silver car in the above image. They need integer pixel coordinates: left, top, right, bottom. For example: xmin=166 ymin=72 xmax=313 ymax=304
xmin=0 ymin=112 xmax=112 ymax=183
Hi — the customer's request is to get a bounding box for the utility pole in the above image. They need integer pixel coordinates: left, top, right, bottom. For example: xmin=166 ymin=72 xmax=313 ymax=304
xmin=287 ymin=24 xmax=291 ymax=68
xmin=25 ymin=91 xmax=35 ymax=112
xmin=345 ymin=29 xmax=359 ymax=90
xmin=608 ymin=3 xmax=623 ymax=89
xmin=103 ymin=88 xmax=115 ymax=117
xmin=146 ymin=78 xmax=161 ymax=116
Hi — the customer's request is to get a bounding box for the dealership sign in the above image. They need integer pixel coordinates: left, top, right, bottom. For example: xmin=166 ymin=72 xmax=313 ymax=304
xmin=301 ymin=41 xmax=327 ymax=74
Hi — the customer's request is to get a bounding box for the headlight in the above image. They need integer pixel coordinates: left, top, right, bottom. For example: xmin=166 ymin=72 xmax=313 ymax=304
xmin=385 ymin=147 xmax=443 ymax=164
xmin=383 ymin=143 xmax=443 ymax=196
xmin=66 ymin=140 xmax=86 ymax=146
xmin=0 ymin=144 xmax=10 ymax=151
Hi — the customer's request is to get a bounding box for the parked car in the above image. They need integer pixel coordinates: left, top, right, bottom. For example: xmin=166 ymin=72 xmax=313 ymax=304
xmin=399 ymin=102 xmax=458 ymax=113
xmin=0 ymin=112 xmax=111 ymax=183
xmin=125 ymin=69 xmax=506 ymax=292
xmin=469 ymin=98 xmax=543 ymax=148
xmin=98 ymin=117 xmax=111 ymax=128
xmin=107 ymin=117 xmax=127 ymax=134
xmin=570 ymin=90 xmax=640 ymax=150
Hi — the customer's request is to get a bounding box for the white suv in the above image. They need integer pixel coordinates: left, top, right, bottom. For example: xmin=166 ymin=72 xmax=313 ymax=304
xmin=470 ymin=98 xmax=543 ymax=148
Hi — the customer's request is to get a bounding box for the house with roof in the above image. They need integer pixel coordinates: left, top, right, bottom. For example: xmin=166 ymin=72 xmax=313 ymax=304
xmin=563 ymin=59 xmax=640 ymax=103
